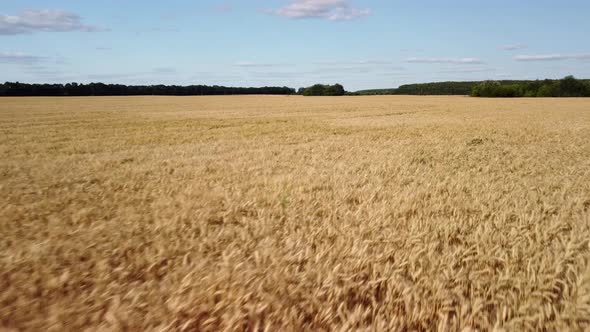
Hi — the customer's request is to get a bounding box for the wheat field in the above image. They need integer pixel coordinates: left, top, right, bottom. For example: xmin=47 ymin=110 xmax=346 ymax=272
xmin=1 ymin=95 xmax=590 ymax=331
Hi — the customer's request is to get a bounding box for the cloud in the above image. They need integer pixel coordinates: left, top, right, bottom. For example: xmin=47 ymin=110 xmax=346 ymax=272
xmin=357 ymin=60 xmax=390 ymax=65
xmin=270 ymin=0 xmax=370 ymax=21
xmin=0 ymin=9 xmax=107 ymax=35
xmin=498 ymin=43 xmax=527 ymax=51
xmin=495 ymin=73 xmax=513 ymax=78
xmin=437 ymin=67 xmax=495 ymax=74
xmin=313 ymin=60 xmax=398 ymax=66
xmin=150 ymin=27 xmax=179 ymax=33
xmin=514 ymin=54 xmax=590 ymax=61
xmin=314 ymin=66 xmax=373 ymax=74
xmin=86 ymin=73 xmax=140 ymax=80
xmin=405 ymin=57 xmax=483 ymax=64
xmin=152 ymin=67 xmax=176 ymax=74
xmin=0 ymin=51 xmax=43 ymax=64
xmin=23 ymin=65 xmax=63 ymax=76
xmin=311 ymin=60 xmax=404 ymax=74
xmin=87 ymin=68 xmax=180 ymax=80
xmin=96 ymin=46 xmax=112 ymax=51
xmin=234 ymin=61 xmax=292 ymax=67
xmin=400 ymin=48 xmax=423 ymax=53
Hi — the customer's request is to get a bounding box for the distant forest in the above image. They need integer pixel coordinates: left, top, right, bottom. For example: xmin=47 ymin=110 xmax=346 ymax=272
xmin=471 ymin=76 xmax=590 ymax=97
xmin=0 ymin=82 xmax=348 ymax=97
xmin=2 ymin=76 xmax=590 ymax=97
xmin=357 ymin=81 xmax=478 ymax=96
xmin=0 ymin=82 xmax=295 ymax=96
xmin=357 ymin=76 xmax=590 ymax=97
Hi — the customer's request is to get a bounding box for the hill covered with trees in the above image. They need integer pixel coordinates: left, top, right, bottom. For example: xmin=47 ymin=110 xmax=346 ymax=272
xmin=0 ymin=82 xmax=296 ymax=96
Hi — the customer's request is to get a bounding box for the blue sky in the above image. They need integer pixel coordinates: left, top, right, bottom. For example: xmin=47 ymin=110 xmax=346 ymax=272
xmin=1 ymin=0 xmax=590 ymax=90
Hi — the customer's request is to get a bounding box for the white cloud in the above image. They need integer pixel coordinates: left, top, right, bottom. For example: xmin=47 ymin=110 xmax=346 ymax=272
xmin=405 ymin=57 xmax=483 ymax=64
xmin=152 ymin=67 xmax=176 ymax=74
xmin=234 ymin=61 xmax=292 ymax=67
xmin=400 ymin=48 xmax=423 ymax=53
xmin=514 ymin=54 xmax=590 ymax=61
xmin=0 ymin=51 xmax=43 ymax=64
xmin=498 ymin=43 xmax=528 ymax=51
xmin=495 ymin=73 xmax=513 ymax=78
xmin=0 ymin=9 xmax=107 ymax=35
xmin=437 ymin=67 xmax=495 ymax=74
xmin=356 ymin=60 xmax=392 ymax=65
xmin=313 ymin=60 xmax=393 ymax=65
xmin=271 ymin=0 xmax=370 ymax=21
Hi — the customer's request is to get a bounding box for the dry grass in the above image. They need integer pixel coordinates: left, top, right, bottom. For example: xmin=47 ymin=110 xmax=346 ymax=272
xmin=1 ymin=95 xmax=590 ymax=331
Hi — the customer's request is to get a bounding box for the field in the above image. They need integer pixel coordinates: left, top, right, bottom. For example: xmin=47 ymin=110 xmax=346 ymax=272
xmin=1 ymin=95 xmax=590 ymax=331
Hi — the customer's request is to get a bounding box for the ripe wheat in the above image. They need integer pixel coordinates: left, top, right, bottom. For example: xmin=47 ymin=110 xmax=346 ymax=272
xmin=1 ymin=96 xmax=590 ymax=331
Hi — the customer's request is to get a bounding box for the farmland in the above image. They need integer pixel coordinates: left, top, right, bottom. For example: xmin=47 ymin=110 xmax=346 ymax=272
xmin=1 ymin=95 xmax=590 ymax=330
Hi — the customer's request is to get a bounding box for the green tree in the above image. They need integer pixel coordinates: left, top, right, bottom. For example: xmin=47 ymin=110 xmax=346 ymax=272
xmin=324 ymin=84 xmax=345 ymax=96
xmin=303 ymin=84 xmax=326 ymax=96
xmin=537 ymin=85 xmax=554 ymax=97
xmin=302 ymin=84 xmax=346 ymax=96
xmin=559 ymin=75 xmax=587 ymax=96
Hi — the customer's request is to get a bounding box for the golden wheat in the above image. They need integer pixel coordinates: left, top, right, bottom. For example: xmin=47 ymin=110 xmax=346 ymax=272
xmin=1 ymin=95 xmax=590 ymax=331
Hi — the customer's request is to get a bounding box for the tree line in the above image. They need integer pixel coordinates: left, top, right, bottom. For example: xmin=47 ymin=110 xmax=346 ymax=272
xmin=3 ymin=78 xmax=589 ymax=97
xmin=0 ymin=82 xmax=351 ymax=97
xmin=357 ymin=82 xmax=479 ymax=95
xmin=357 ymin=77 xmax=590 ymax=97
xmin=0 ymin=82 xmax=296 ymax=96
xmin=471 ymin=76 xmax=590 ymax=97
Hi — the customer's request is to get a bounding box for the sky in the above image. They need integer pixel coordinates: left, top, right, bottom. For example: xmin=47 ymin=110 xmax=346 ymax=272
xmin=1 ymin=0 xmax=590 ymax=91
